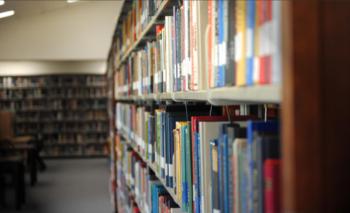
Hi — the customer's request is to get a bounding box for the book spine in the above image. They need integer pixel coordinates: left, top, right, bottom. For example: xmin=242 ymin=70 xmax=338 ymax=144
xmin=246 ymin=0 xmax=255 ymax=86
xmin=210 ymin=139 xmax=220 ymax=213
xmin=235 ymin=0 xmax=247 ymax=86
xmin=264 ymin=159 xmax=281 ymax=213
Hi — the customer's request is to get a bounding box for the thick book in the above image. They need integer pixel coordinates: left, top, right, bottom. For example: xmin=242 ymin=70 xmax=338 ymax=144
xmin=199 ymin=121 xmax=229 ymax=213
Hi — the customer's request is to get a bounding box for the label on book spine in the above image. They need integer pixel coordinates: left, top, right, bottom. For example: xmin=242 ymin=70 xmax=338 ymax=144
xmin=218 ymin=42 xmax=227 ymax=66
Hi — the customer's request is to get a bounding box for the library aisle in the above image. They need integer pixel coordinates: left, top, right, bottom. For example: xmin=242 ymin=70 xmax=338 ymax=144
xmin=1 ymin=159 xmax=111 ymax=213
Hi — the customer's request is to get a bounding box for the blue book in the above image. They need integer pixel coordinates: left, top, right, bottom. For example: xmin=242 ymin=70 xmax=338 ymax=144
xmin=246 ymin=0 xmax=255 ymax=85
xmin=217 ymin=0 xmax=225 ymax=87
xmin=152 ymin=183 xmax=166 ymax=213
xmin=247 ymin=120 xmax=279 ymax=213
xmin=167 ymin=113 xmax=186 ymax=188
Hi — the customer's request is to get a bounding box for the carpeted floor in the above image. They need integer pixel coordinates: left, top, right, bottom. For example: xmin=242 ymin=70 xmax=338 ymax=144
xmin=1 ymin=159 xmax=112 ymax=213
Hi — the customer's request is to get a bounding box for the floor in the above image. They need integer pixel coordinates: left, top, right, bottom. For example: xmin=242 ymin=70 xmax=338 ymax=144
xmin=1 ymin=158 xmax=112 ymax=213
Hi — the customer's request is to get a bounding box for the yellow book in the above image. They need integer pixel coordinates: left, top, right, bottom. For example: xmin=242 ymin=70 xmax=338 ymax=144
xmin=235 ymin=1 xmax=247 ymax=86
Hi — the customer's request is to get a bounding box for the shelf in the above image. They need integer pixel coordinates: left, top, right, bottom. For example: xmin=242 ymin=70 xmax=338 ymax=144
xmin=45 ymin=142 xmax=107 ymax=147
xmin=41 ymin=154 xmax=107 ymax=159
xmin=0 ymin=96 xmax=108 ymax=101
xmin=115 ymin=0 xmax=170 ymax=70
xmin=114 ymin=85 xmax=281 ymax=104
xmin=15 ymin=119 xmax=108 ymax=123
xmin=0 ymin=84 xmax=107 ymax=90
xmin=118 ymin=131 xmax=182 ymax=208
xmin=208 ymin=85 xmax=281 ymax=105
xmin=172 ymin=90 xmax=207 ymax=102
xmin=16 ymin=108 xmax=107 ymax=112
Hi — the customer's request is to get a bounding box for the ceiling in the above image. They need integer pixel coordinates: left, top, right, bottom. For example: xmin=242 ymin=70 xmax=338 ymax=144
xmin=0 ymin=0 xmax=122 ymax=61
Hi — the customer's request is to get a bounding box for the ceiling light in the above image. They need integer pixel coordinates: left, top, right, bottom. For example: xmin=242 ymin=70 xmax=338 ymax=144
xmin=0 ymin=10 xmax=14 ymax=19
xmin=0 ymin=0 xmax=5 ymax=6
xmin=67 ymin=0 xmax=79 ymax=3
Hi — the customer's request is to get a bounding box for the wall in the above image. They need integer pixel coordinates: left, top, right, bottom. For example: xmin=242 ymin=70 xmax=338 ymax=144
xmin=0 ymin=60 xmax=106 ymax=76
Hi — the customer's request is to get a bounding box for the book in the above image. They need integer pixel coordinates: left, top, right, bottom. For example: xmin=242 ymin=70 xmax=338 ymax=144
xmin=210 ymin=139 xmax=220 ymax=213
xmin=264 ymin=159 xmax=281 ymax=213
xmin=246 ymin=0 xmax=256 ymax=86
xmin=198 ymin=121 xmax=229 ymax=213
xmin=235 ymin=0 xmax=247 ymax=86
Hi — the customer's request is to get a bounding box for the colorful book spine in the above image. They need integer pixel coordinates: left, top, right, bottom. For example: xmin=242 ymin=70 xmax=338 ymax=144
xmin=246 ymin=0 xmax=256 ymax=85
xmin=235 ymin=0 xmax=247 ymax=86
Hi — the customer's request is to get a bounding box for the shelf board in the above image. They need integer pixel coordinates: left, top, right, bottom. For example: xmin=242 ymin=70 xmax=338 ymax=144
xmin=172 ymin=90 xmax=208 ymax=102
xmin=114 ymin=85 xmax=281 ymax=104
xmin=15 ymin=119 xmax=108 ymax=123
xmin=118 ymin=131 xmax=182 ymax=208
xmin=115 ymin=0 xmax=170 ymax=70
xmin=0 ymin=84 xmax=107 ymax=90
xmin=16 ymin=108 xmax=107 ymax=112
xmin=208 ymin=84 xmax=281 ymax=105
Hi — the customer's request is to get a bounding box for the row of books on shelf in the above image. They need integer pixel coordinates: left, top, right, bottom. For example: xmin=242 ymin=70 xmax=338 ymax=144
xmin=113 ymin=0 xmax=164 ymax=63
xmin=42 ymin=145 xmax=108 ymax=157
xmin=115 ymin=102 xmax=280 ymax=213
xmin=117 ymin=136 xmax=181 ymax=213
xmin=0 ymin=76 xmax=106 ymax=88
xmin=14 ymin=111 xmax=108 ymax=121
xmin=114 ymin=0 xmax=282 ymax=97
xmin=0 ymin=87 xmax=107 ymax=99
xmin=0 ymin=103 xmax=108 ymax=111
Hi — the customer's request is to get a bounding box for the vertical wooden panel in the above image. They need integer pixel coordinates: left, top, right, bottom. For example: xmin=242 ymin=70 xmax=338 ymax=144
xmin=282 ymin=1 xmax=324 ymax=212
xmin=321 ymin=1 xmax=350 ymax=211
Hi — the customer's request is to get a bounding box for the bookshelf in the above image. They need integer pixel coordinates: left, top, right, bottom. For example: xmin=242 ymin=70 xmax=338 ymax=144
xmin=108 ymin=0 xmax=350 ymax=212
xmin=0 ymin=75 xmax=109 ymax=158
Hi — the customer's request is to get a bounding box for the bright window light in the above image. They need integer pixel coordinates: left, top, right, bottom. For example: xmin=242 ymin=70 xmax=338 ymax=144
xmin=67 ymin=0 xmax=79 ymax=3
xmin=0 ymin=10 xmax=14 ymax=19
xmin=0 ymin=0 xmax=5 ymax=6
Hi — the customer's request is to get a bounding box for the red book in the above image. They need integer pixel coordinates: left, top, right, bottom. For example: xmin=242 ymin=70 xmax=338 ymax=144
xmin=259 ymin=0 xmax=273 ymax=84
xmin=264 ymin=159 xmax=281 ymax=213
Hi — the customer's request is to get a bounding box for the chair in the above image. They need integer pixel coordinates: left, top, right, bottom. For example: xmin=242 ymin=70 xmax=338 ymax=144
xmin=0 ymin=111 xmax=35 ymax=210
xmin=0 ymin=111 xmax=42 ymax=185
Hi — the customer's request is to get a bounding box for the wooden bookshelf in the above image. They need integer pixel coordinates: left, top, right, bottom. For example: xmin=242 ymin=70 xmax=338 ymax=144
xmin=0 ymin=75 xmax=109 ymax=158
xmin=108 ymin=0 xmax=350 ymax=212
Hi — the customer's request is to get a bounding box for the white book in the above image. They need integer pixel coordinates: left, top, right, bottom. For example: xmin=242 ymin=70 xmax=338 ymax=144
xmin=199 ymin=121 xmax=229 ymax=213
xmin=196 ymin=0 xmax=208 ymax=91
